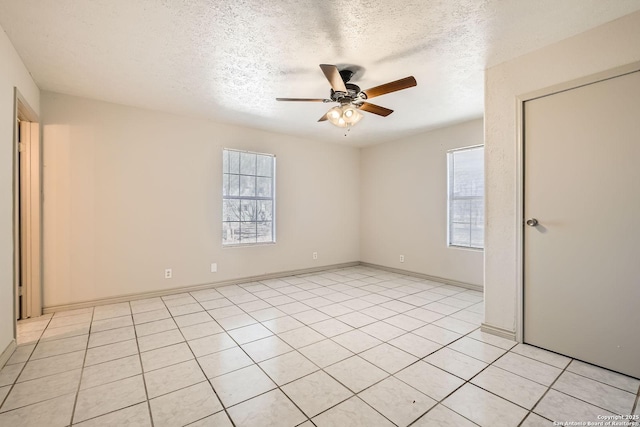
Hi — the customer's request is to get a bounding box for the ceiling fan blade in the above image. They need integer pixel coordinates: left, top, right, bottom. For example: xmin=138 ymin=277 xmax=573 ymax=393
xmin=362 ymin=76 xmax=417 ymax=99
xmin=318 ymin=113 xmax=328 ymax=122
xmin=276 ymin=98 xmax=329 ymax=102
xmin=319 ymin=64 xmax=348 ymax=93
xmin=359 ymin=102 xmax=394 ymax=117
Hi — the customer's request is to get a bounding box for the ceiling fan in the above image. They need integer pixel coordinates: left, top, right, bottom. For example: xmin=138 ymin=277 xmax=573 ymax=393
xmin=276 ymin=64 xmax=417 ymax=128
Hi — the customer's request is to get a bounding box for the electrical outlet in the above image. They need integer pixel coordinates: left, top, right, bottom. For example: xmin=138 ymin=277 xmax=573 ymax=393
xmin=164 ymin=268 xmax=172 ymax=279
xmin=312 ymin=252 xmax=318 ymax=260
xmin=211 ymin=263 xmax=217 ymax=273
xmin=399 ymin=255 xmax=405 ymax=263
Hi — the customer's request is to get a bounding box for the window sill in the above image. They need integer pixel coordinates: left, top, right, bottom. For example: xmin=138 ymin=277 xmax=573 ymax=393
xmin=448 ymin=244 xmax=484 ymax=252
xmin=222 ymin=242 xmax=276 ymax=248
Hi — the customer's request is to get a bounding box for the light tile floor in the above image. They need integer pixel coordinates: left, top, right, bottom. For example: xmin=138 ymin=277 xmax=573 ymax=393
xmin=1 ymin=266 xmax=639 ymax=426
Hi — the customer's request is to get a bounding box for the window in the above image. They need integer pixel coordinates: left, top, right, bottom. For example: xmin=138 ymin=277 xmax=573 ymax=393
xmin=222 ymin=149 xmax=275 ymax=245
xmin=447 ymin=145 xmax=484 ymax=249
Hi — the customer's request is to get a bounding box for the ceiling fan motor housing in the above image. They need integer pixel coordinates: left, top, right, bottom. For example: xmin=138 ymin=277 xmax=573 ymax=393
xmin=331 ymin=83 xmax=364 ymax=105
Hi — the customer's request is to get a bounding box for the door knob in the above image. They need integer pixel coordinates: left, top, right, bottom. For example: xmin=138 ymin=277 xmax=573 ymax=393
xmin=526 ymin=218 xmax=539 ymax=227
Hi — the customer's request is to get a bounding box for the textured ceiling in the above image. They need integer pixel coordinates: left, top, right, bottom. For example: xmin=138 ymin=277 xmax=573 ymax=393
xmin=1 ymin=1 xmax=640 ymax=146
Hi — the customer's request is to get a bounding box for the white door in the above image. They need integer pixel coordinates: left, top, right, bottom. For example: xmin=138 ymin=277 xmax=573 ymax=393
xmin=524 ymin=70 xmax=640 ymax=379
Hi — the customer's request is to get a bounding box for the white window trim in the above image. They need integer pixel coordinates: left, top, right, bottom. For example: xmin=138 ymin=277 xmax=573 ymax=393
xmin=447 ymin=144 xmax=484 ymax=250
xmin=222 ymin=148 xmax=276 ymax=247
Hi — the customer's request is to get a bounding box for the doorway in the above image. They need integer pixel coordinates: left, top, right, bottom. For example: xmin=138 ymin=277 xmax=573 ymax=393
xmin=523 ymin=70 xmax=640 ymax=378
xmin=13 ymin=89 xmax=42 ymax=321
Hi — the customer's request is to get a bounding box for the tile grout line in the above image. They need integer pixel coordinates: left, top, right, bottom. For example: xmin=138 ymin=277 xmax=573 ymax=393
xmin=403 ymin=325 xmax=568 ymax=425
xmin=3 ymin=270 xmax=396 ymax=420
xmin=218 ymin=273 xmax=388 ymax=420
xmin=0 ymin=315 xmax=52 ymax=413
xmin=64 ymin=310 xmax=152 ymax=425
xmin=7 ymin=313 xmax=479 ymax=424
xmin=130 ymin=300 xmax=156 ymax=427
xmin=264 ymin=277 xmax=480 ymax=425
xmin=631 ymin=386 xmax=639 ymax=426
xmin=505 ymin=348 xmax=640 ymax=418
xmin=451 ymin=337 xmax=572 ymax=425
xmin=450 ymin=347 xmax=547 ymax=426
xmin=543 ymin=383 xmax=637 ymax=418
xmin=304 ymin=322 xmax=485 ymax=425
xmin=403 ymin=323 xmax=555 ymax=425
xmin=212 ymin=306 xmax=323 ymax=425
xmin=518 ymin=356 xmax=574 ymax=426
xmin=179 ymin=270 xmax=481 ymax=425
xmin=67 ymin=306 xmax=95 ymax=426
xmin=404 ymin=327 xmax=487 ymax=427
xmin=561 ymin=368 xmax=640 ymax=395
xmin=14 ymin=266 xmax=635 ymax=426
xmin=237 ymin=313 xmax=393 ymax=423
xmin=198 ymin=272 xmax=420 ymax=423
xmin=176 ymin=296 xmax=238 ymax=427
xmin=61 ymin=304 xmax=160 ymax=426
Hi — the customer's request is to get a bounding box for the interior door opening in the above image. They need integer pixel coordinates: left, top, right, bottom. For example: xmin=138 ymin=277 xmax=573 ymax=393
xmin=14 ymin=89 xmax=42 ymax=322
xmin=16 ymin=118 xmax=22 ymax=320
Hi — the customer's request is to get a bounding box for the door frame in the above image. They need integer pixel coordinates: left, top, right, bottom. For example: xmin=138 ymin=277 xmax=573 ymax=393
xmin=514 ymin=61 xmax=640 ymax=343
xmin=13 ymin=88 xmax=42 ymax=323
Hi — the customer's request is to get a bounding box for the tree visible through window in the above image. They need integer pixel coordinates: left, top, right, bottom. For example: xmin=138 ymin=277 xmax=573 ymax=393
xmin=222 ymin=149 xmax=275 ymax=245
xmin=448 ymin=146 xmax=484 ymax=249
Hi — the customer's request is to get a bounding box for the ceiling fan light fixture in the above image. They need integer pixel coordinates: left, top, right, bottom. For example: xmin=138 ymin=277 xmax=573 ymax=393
xmin=327 ymin=104 xmax=363 ymax=128
xmin=329 ymin=107 xmax=341 ymax=120
xmin=343 ymin=106 xmax=362 ymax=125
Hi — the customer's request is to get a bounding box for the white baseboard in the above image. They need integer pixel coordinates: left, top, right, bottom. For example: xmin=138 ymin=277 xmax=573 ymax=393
xmin=0 ymin=339 xmax=17 ymax=369
xmin=359 ymin=262 xmax=483 ymax=292
xmin=43 ymin=261 xmax=483 ymax=314
xmin=43 ymin=262 xmax=360 ymax=314
xmin=481 ymin=322 xmax=517 ymax=341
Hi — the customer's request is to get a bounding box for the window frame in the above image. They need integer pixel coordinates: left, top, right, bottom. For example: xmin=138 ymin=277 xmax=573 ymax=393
xmin=222 ymin=148 xmax=276 ymax=247
xmin=447 ymin=144 xmax=484 ymax=250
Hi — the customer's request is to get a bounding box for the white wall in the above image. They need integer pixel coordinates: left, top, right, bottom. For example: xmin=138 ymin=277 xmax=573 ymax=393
xmin=360 ymin=119 xmax=484 ymax=287
xmin=0 ymin=28 xmax=40 ymax=353
xmin=484 ymin=11 xmax=640 ymax=336
xmin=41 ymin=92 xmax=360 ymax=308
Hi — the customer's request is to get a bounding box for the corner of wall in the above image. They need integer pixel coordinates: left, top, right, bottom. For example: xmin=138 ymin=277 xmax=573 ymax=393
xmin=0 ymin=23 xmax=40 ymax=362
